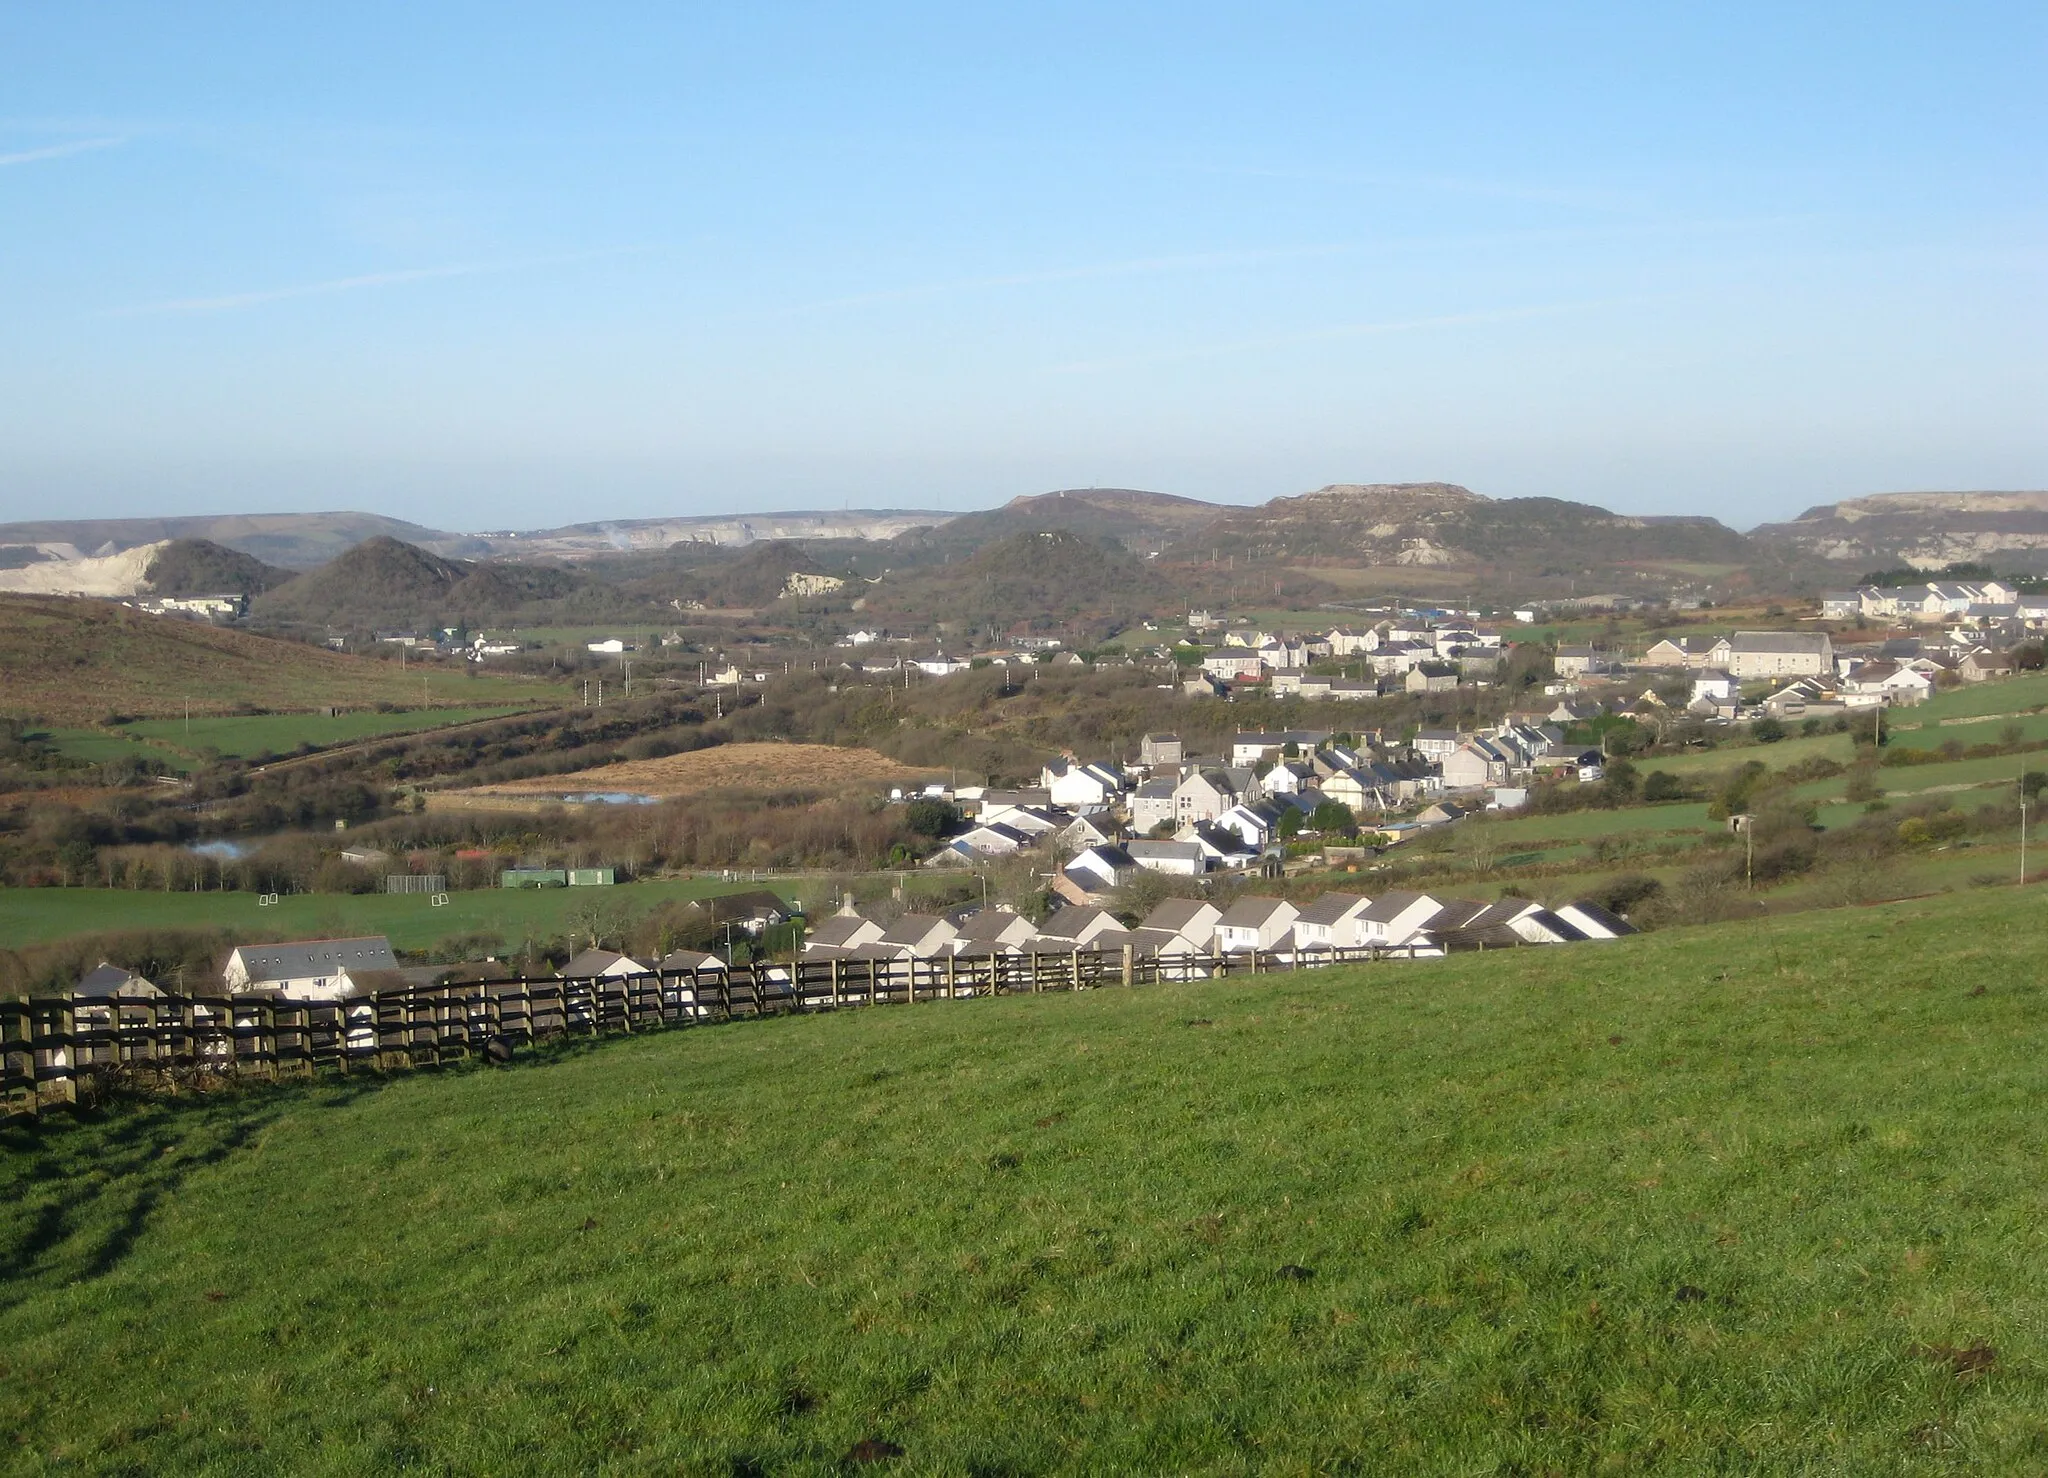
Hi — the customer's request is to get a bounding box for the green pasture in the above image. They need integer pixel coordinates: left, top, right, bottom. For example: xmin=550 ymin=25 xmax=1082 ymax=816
xmin=1467 ymin=801 xmax=1714 ymax=847
xmin=1907 ymin=672 xmax=2048 ymax=724
xmin=8 ymin=888 xmax=2048 ymax=1470
xmin=37 ymin=727 xmax=192 ymax=771
xmin=115 ymin=704 xmax=541 ymax=760
xmin=1636 ymin=730 xmax=1855 ymax=778
xmin=0 ymin=877 xmax=805 ymax=954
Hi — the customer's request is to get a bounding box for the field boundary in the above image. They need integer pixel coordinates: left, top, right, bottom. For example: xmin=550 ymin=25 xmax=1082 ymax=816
xmin=3 ymin=941 xmax=1452 ymax=1115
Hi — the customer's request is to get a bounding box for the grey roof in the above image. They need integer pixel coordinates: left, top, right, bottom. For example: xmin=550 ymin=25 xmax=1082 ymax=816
xmin=1294 ymin=893 xmax=1370 ymax=927
xmin=1127 ymin=839 xmax=1203 ymax=861
xmin=660 ymin=949 xmax=727 ymax=972
xmin=1726 ymin=631 xmax=1831 ymax=653
xmin=954 ymin=908 xmax=1029 ymax=942
xmin=232 ymin=936 xmax=395 ymax=983
xmin=1036 ymin=906 xmax=1114 ymax=940
xmin=1561 ymin=900 xmax=1640 ymax=935
xmin=1134 ymin=777 xmax=1177 ymax=799
xmin=805 ymin=915 xmax=877 ymax=948
xmin=561 ymin=948 xmax=654 ymax=977
xmin=878 ymin=913 xmax=951 ymax=946
xmin=1360 ymin=890 xmax=1436 ymax=923
xmin=74 ymin=963 xmax=162 ymax=1000
xmin=1141 ymin=897 xmax=1216 ymax=933
xmin=1421 ymin=899 xmax=1490 ymax=932
xmin=1217 ymin=897 xmax=1293 ymax=928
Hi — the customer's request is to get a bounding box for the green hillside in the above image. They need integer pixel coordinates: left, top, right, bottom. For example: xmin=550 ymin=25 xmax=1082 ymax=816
xmin=5 ymin=888 xmax=2046 ymax=1471
xmin=0 ymin=594 xmax=564 ymax=724
xmin=143 ymin=538 xmax=297 ymax=596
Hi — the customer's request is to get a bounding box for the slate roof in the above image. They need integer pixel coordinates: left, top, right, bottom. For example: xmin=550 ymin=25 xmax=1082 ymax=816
xmin=232 ymin=936 xmax=395 ymax=983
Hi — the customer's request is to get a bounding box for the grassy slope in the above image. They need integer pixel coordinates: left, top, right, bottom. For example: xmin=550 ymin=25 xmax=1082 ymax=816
xmin=114 ymin=705 xmax=534 ymax=759
xmin=0 ymin=877 xmax=804 ymax=953
xmin=5 ymin=888 xmax=2048 ymax=1473
xmin=0 ymin=594 xmax=564 ymax=724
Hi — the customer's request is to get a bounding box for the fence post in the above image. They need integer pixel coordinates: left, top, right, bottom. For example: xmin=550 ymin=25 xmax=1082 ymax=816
xmin=831 ymin=958 xmax=842 ymax=1008
xmin=1030 ymin=952 xmax=1041 ymax=994
xmin=1121 ymin=943 xmax=1134 ymax=988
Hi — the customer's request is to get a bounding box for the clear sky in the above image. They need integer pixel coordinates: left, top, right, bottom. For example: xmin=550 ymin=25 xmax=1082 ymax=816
xmin=2 ymin=2 xmax=2042 ymax=530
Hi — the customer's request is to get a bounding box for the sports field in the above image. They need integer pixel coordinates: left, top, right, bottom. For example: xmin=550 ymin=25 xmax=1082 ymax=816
xmin=0 ymin=876 xmax=804 ymax=953
xmin=4 ymin=887 xmax=2044 ymax=1471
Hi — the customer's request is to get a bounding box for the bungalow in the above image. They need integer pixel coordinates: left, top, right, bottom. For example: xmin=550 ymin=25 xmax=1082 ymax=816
xmin=560 ymin=949 xmax=656 ymax=980
xmin=1125 ymin=839 xmax=1208 ymax=876
xmin=74 ymin=962 xmax=166 ymax=1001
xmin=1841 ymin=660 xmax=1933 ymax=704
xmin=223 ymin=936 xmax=399 ymax=1000
xmin=1960 ymin=650 xmax=2016 ymax=683
xmin=927 ymin=822 xmax=1033 ymax=861
xmin=1213 ymin=897 xmax=1300 ymax=953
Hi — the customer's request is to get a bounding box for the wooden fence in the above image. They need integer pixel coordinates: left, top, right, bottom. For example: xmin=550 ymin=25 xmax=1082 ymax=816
xmin=0 ymin=942 xmax=1426 ymax=1115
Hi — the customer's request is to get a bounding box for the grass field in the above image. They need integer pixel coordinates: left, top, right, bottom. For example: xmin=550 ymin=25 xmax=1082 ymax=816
xmin=111 ymin=705 xmax=538 ymax=760
xmin=449 ymin=742 xmax=941 ymax=802
xmin=0 ymin=877 xmax=806 ymax=953
xmin=38 ymin=726 xmax=192 ymax=771
xmin=0 ymin=594 xmax=568 ymax=724
xmin=6 ymin=887 xmax=2048 ymax=1471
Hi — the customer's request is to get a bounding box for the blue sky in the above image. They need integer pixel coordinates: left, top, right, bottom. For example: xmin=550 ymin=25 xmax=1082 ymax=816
xmin=1 ymin=2 xmax=2042 ymax=530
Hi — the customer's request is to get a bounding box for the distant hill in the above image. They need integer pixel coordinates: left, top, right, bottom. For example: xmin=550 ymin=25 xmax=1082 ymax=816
xmin=250 ymin=537 xmax=622 ymax=629
xmin=1171 ymin=482 xmax=1792 ymax=590
xmin=0 ymin=512 xmax=488 ymax=569
xmin=144 ymin=539 xmax=297 ymax=596
xmin=0 ymin=594 xmax=552 ymax=725
xmin=891 ymin=488 xmax=1231 ymax=561
xmin=1749 ymin=491 xmax=2048 ymax=574
xmin=863 ymin=529 xmax=1178 ymax=632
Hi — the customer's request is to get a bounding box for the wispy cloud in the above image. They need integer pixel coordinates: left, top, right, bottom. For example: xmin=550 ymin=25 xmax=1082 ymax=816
xmin=0 ymin=136 xmax=124 ymax=168
xmin=109 ymin=247 xmax=650 ymax=316
xmin=791 ymin=244 xmax=1357 ymax=314
xmin=1054 ymin=298 xmax=1635 ymax=374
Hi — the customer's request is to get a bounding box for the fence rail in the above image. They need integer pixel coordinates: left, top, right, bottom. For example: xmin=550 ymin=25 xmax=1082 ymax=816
xmin=1 ymin=942 xmax=1430 ymax=1115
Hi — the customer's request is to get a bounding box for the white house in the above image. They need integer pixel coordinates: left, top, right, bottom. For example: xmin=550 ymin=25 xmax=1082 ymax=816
xmin=876 ymin=914 xmax=959 ymax=957
xmin=1138 ymin=898 xmax=1222 ymax=950
xmin=1291 ymin=893 xmax=1373 ymax=951
xmin=1125 ymin=839 xmax=1207 ymax=876
xmin=1065 ymin=844 xmax=1138 ymax=891
xmin=948 ymin=908 xmax=1039 ymax=956
xmin=802 ymin=913 xmax=886 ymax=954
xmin=1355 ymin=892 xmax=1442 ymax=947
xmin=560 ymin=948 xmax=656 ymax=980
xmin=1551 ymin=901 xmax=1639 ymax=939
xmin=223 ymin=936 xmax=399 ymax=1000
xmin=1042 ymin=759 xmax=1124 ymax=809
xmin=1214 ymin=897 xmax=1299 ymax=953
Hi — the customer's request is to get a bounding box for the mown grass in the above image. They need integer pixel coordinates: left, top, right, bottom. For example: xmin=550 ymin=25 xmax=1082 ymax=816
xmin=0 ymin=877 xmax=803 ymax=953
xmin=4 ymin=888 xmax=2047 ymax=1472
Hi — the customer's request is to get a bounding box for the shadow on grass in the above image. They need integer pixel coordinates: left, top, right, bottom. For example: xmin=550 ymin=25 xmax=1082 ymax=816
xmin=0 ymin=1073 xmax=393 ymax=1313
